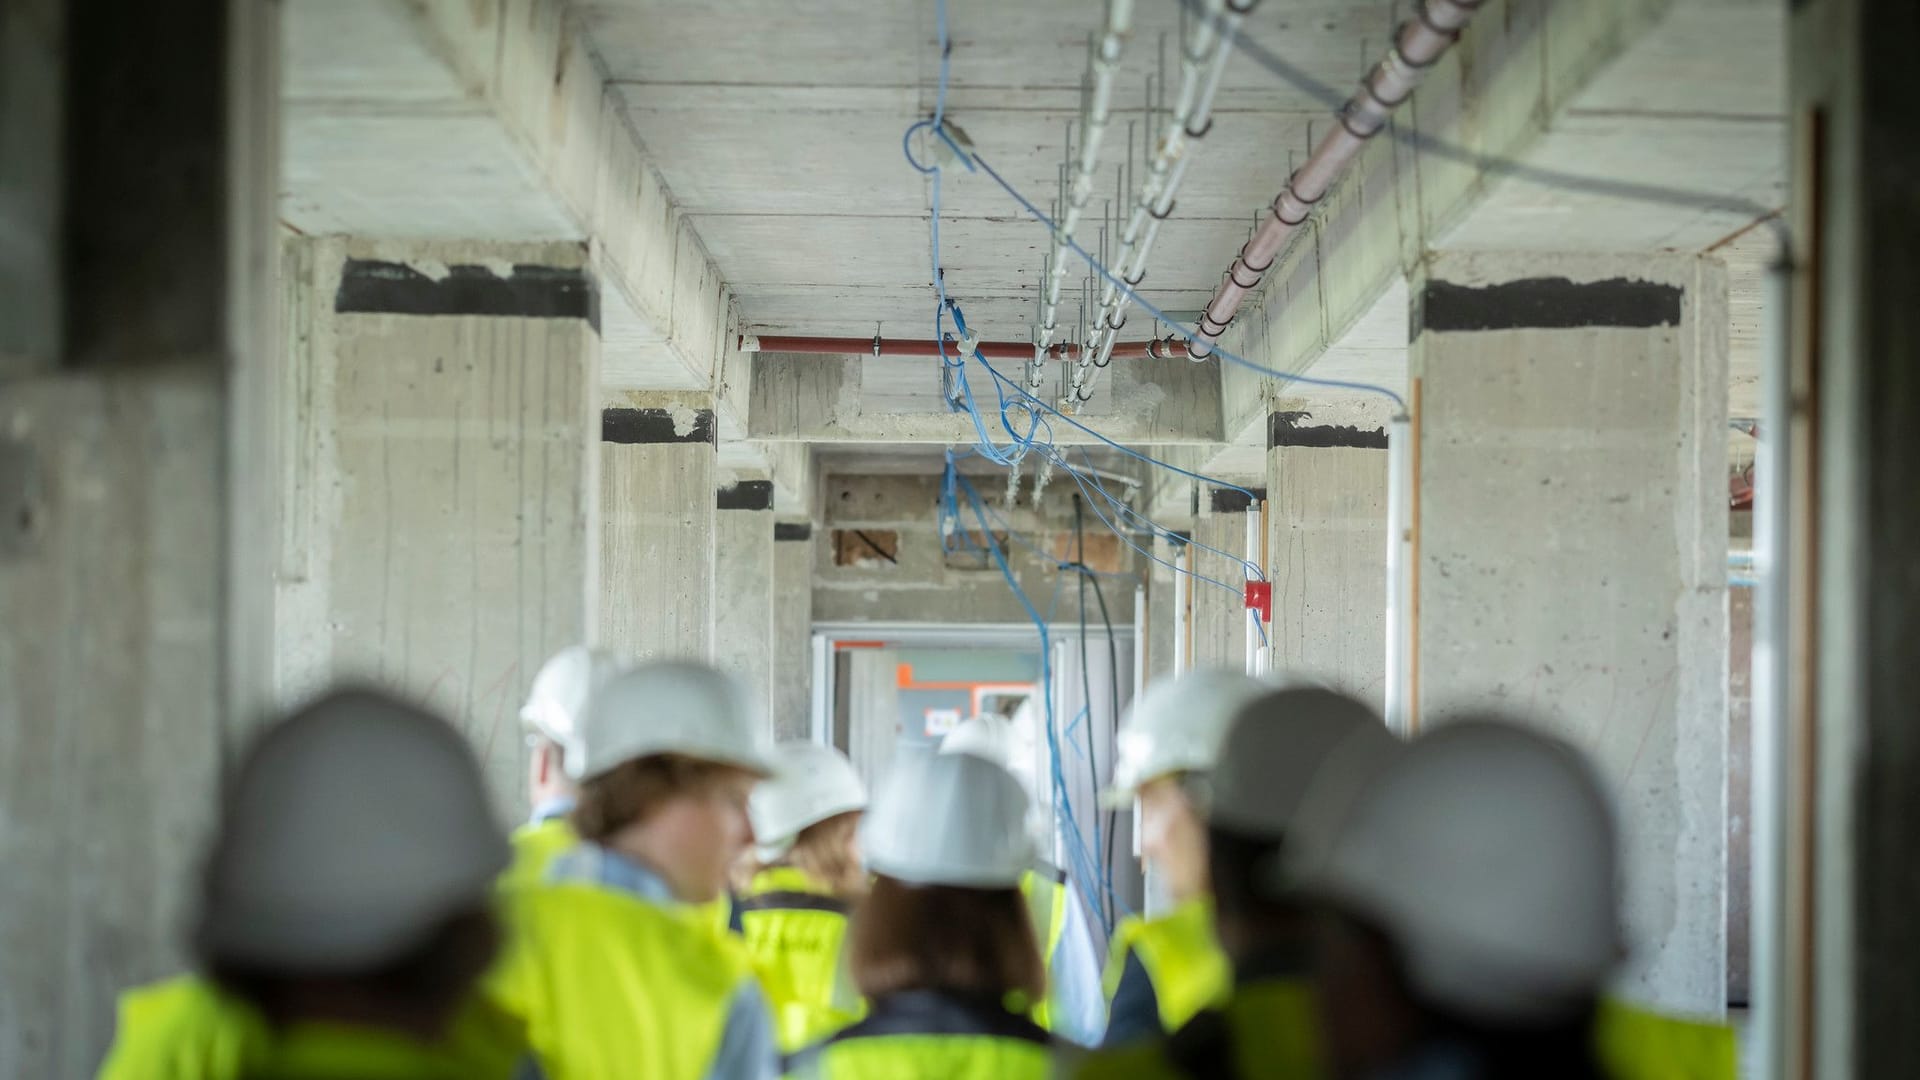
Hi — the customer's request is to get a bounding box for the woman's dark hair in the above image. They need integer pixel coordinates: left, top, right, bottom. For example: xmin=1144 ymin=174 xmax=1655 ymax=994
xmin=1206 ymin=824 xmax=1298 ymax=924
xmin=846 ymin=875 xmax=1046 ymax=1006
xmin=205 ymin=907 xmax=500 ymax=1028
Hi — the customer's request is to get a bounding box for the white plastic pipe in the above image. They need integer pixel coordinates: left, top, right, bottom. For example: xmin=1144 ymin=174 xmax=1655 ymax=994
xmin=1750 ymin=259 xmax=1794 ymax=1080
xmin=1384 ymin=413 xmax=1414 ymax=735
xmin=1132 ymin=583 xmax=1146 ymax=859
xmin=1243 ymin=508 xmax=1262 ymax=675
xmin=1191 ymin=0 xmax=1483 ymax=358
xmin=1034 ymin=0 xmax=1136 ymax=387
xmin=1172 ymin=541 xmax=1190 ymax=678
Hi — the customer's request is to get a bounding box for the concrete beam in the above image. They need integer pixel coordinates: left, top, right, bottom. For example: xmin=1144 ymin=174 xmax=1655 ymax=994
xmin=284 ymin=0 xmax=745 ymax=421
xmin=749 ymin=354 xmax=1224 ymax=445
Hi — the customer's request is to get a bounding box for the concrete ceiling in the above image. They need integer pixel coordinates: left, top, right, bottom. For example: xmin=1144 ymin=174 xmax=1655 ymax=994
xmin=581 ymin=0 xmax=1401 ymax=343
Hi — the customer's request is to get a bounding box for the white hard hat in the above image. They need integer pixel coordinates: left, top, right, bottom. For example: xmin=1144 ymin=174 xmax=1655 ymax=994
xmin=939 ymin=714 xmax=1014 ymax=767
xmin=196 ymin=689 xmax=509 ymax=972
xmin=862 ymin=750 xmax=1035 ymax=889
xmin=1103 ymin=670 xmax=1275 ymax=806
xmin=1301 ymin=720 xmax=1623 ymax=1024
xmin=1204 ymin=687 xmax=1395 ymax=841
xmin=751 ymin=741 xmax=868 ymax=861
xmin=521 ymin=645 xmax=622 ymax=754
xmin=573 ymin=661 xmax=773 ymax=781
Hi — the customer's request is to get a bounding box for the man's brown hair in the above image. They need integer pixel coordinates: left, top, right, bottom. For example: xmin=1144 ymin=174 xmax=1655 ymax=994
xmin=571 ymin=753 xmax=734 ymax=842
xmin=846 ymin=875 xmax=1045 ymax=1005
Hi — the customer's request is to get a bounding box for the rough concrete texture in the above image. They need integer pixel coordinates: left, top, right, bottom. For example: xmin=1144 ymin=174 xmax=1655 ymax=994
xmin=274 ymin=237 xmax=597 ymax=812
xmin=770 ymin=531 xmax=814 ymax=739
xmin=1265 ymin=445 xmax=1389 ymax=709
xmin=1413 ymin=250 xmax=1729 ymax=1014
xmin=600 ymin=412 xmax=717 ymax=664
xmin=713 ymin=504 xmax=774 ymax=733
xmin=811 ymin=472 xmax=1134 ymax=625
xmin=0 ymin=373 xmax=226 ymax=1077
xmin=1145 ymin=534 xmax=1180 ymax=684
xmin=1188 ymin=503 xmax=1252 ymax=671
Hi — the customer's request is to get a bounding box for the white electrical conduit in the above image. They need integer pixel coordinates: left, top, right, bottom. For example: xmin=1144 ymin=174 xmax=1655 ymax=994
xmin=1189 ymin=0 xmax=1484 ymax=359
xmin=1070 ymin=0 xmax=1244 ymax=402
xmin=1032 ymin=0 xmax=1137 ymax=391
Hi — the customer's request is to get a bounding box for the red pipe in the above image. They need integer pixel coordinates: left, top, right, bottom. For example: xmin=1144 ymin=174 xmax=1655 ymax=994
xmin=739 ymin=334 xmax=1189 ymax=361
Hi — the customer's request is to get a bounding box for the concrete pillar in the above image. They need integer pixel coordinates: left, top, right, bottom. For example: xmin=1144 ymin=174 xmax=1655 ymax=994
xmin=1264 ymin=414 xmax=1389 ymax=709
xmin=1144 ymin=532 xmax=1181 ymax=684
xmin=714 ymin=479 xmax=774 ymax=732
xmin=0 ymin=0 xmax=276 ymax=1070
xmin=1411 ymin=251 xmax=1729 ymax=1013
xmin=1189 ymin=488 xmax=1261 ymax=671
xmin=770 ymin=520 xmax=815 ymax=740
xmin=599 ymin=399 xmax=717 ymax=662
xmin=273 ymin=237 xmax=599 ymax=808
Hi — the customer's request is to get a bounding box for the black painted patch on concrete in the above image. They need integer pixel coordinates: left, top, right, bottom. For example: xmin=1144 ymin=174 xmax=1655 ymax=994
xmin=1210 ymin=487 xmax=1267 ymax=513
xmin=774 ymin=521 xmax=813 ymax=542
xmin=1169 ymin=530 xmax=1192 ymax=544
xmin=1417 ymin=276 xmax=1682 ymax=335
xmin=717 ymin=480 xmax=774 ymax=511
xmin=1268 ymin=411 xmax=1389 ymax=450
xmin=601 ymin=407 xmax=715 ymax=445
xmin=335 ymin=259 xmax=599 ymax=332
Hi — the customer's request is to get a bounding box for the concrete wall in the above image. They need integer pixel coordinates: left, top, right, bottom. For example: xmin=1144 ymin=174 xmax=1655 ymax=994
xmin=770 ymin=523 xmax=815 ymax=739
xmin=714 ymin=481 xmax=774 ymax=731
xmin=1412 ymin=251 xmax=1729 ymax=1013
xmin=1188 ymin=493 xmax=1257 ymax=671
xmin=1265 ymin=418 xmax=1390 ymax=708
xmin=275 ymin=238 xmax=598 ymax=811
xmin=599 ymin=396 xmax=717 ymax=661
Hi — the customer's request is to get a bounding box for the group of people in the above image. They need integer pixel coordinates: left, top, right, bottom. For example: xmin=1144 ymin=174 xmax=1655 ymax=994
xmin=97 ymin=647 xmax=1738 ymax=1079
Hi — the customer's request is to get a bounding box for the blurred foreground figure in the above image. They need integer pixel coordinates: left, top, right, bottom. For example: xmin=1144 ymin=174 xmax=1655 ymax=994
xmin=941 ymin=713 xmax=1105 ymax=1043
xmin=737 ymin=740 xmax=870 ymax=1050
xmin=1097 ymin=671 xmax=1274 ymax=1045
xmin=482 ymin=660 xmax=778 ymax=1079
xmin=98 ymin=690 xmax=526 ymax=1079
xmin=1075 ymin=685 xmax=1396 ymax=1079
xmin=784 ymin=751 xmax=1052 ymax=1078
xmin=501 ymin=646 xmax=620 ymax=892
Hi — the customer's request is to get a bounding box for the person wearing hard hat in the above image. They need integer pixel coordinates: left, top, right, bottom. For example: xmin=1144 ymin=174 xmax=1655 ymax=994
xmin=1075 ymin=685 xmax=1397 ymax=1079
xmin=99 ymin=689 xmax=530 ymax=1079
xmin=734 ymin=740 xmax=870 ymax=1051
xmin=501 ymin=645 xmax=620 ymax=892
xmin=482 ymin=660 xmax=779 ymax=1079
xmin=1296 ymin=718 xmax=1628 ymax=1079
xmin=784 ymin=749 xmax=1054 ymax=1078
xmin=1096 ymin=670 xmax=1273 ymax=1046
xmin=940 ymin=713 xmax=1106 ymax=1046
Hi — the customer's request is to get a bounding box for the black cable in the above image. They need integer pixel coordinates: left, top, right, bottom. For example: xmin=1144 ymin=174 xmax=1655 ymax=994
xmin=851 ymin=529 xmax=899 ymax=565
xmin=1085 ymin=566 xmax=1123 ymax=907
xmin=1072 ymin=494 xmax=1109 ymax=931
xmin=1172 ymin=0 xmax=1788 ymax=238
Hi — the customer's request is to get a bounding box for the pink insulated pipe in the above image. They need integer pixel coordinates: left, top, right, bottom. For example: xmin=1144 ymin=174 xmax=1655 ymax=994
xmin=1188 ymin=0 xmax=1484 ymax=358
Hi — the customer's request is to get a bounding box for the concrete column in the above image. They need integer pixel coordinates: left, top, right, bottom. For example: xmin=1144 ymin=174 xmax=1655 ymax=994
xmin=714 ymin=479 xmax=774 ymax=732
xmin=770 ymin=520 xmax=815 ymax=740
xmin=1264 ymin=414 xmax=1389 ymax=710
xmin=274 ymin=238 xmax=598 ymax=808
xmin=599 ymin=400 xmax=717 ymax=662
xmin=1412 ymin=251 xmax=1729 ymax=1013
xmin=1189 ymin=488 xmax=1261 ymax=671
xmin=1144 ymin=532 xmax=1181 ymax=684
xmin=0 ymin=0 xmax=276 ymax=1070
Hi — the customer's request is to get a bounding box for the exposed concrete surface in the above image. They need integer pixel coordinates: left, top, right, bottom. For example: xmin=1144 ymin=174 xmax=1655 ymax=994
xmin=599 ymin=395 xmax=718 ymax=662
xmin=770 ymin=529 xmax=815 ymax=739
xmin=1265 ymin=443 xmax=1389 ymax=709
xmin=714 ymin=500 xmax=775 ymax=733
xmin=274 ymin=237 xmax=598 ymax=811
xmin=0 ymin=0 xmax=62 ymax=371
xmin=1413 ymin=249 xmax=1729 ymax=1014
xmin=1188 ymin=499 xmax=1253 ymax=671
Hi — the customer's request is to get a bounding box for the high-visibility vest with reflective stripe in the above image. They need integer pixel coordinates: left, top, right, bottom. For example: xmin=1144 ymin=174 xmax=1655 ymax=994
xmin=484 ymin=880 xmax=759 ymax=1080
xmin=1101 ymin=899 xmax=1231 ymax=1033
xmin=1594 ymin=998 xmax=1738 ymax=1080
xmin=1019 ymin=866 xmax=1071 ymax=1030
xmin=500 ymin=817 xmax=575 ymax=892
xmin=96 ymin=976 xmax=529 ymax=1080
xmin=1070 ymin=977 xmax=1323 ymax=1080
xmin=785 ymin=989 xmax=1054 ymax=1080
xmin=738 ymin=866 xmax=862 ymax=1051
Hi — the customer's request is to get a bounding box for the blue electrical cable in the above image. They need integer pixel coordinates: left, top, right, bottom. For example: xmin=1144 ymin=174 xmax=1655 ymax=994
xmin=1064 ymin=445 xmax=1265 ymax=582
